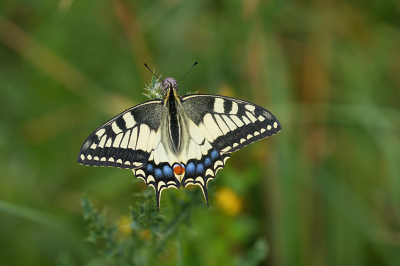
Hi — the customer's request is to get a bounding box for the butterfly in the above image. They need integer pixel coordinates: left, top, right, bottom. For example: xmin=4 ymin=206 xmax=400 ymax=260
xmin=78 ymin=64 xmax=281 ymax=210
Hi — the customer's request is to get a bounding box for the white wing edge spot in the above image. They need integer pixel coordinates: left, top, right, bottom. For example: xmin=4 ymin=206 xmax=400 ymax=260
xmin=167 ymin=181 xmax=177 ymax=186
xmin=273 ymin=122 xmax=278 ymax=128
xmin=267 ymin=125 xmax=272 ymax=130
xmin=158 ymin=181 xmax=166 ymax=190
xmin=214 ymin=160 xmax=223 ymax=169
xmin=221 ymin=146 xmax=231 ymax=153
xmin=136 ymin=169 xmax=145 ymax=177
xmin=147 ymin=176 xmax=155 ymax=183
xmin=87 ymin=154 xmax=92 ymax=160
xmin=205 ymin=169 xmax=214 ymax=177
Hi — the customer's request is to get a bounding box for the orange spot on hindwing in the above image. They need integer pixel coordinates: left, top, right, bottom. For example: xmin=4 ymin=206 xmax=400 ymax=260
xmin=173 ymin=163 xmax=185 ymax=175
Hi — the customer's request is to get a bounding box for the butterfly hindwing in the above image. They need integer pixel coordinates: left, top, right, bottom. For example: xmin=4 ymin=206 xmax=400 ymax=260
xmin=133 ymin=128 xmax=181 ymax=209
xmin=180 ymin=147 xmax=230 ymax=206
xmin=78 ymin=100 xmax=163 ymax=169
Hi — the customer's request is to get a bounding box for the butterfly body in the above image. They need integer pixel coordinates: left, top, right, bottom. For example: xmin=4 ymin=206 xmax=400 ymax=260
xmin=78 ymin=77 xmax=281 ymax=209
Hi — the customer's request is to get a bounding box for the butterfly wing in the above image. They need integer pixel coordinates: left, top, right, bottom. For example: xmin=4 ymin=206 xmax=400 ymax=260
xmin=180 ymin=94 xmax=281 ymax=200
xmin=177 ymin=115 xmax=231 ymax=205
xmin=132 ymin=114 xmax=182 ymax=210
xmin=78 ymin=100 xmax=164 ymax=169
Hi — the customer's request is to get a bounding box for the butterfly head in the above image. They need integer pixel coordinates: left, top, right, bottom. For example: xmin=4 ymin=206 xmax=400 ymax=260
xmin=161 ymin=78 xmax=178 ymax=94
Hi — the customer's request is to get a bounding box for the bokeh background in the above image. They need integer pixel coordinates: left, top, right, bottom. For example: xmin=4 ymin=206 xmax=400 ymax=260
xmin=1 ymin=0 xmax=400 ymax=265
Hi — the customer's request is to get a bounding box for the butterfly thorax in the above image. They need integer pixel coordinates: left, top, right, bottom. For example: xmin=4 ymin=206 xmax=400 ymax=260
xmin=163 ymin=78 xmax=182 ymax=153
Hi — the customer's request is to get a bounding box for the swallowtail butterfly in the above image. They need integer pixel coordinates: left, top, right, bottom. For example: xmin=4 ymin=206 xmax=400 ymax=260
xmin=78 ymin=64 xmax=281 ymax=209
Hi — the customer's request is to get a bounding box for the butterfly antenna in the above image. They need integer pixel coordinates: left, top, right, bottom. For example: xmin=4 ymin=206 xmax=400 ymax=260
xmin=177 ymin=62 xmax=198 ymax=84
xmin=144 ymin=63 xmax=162 ymax=81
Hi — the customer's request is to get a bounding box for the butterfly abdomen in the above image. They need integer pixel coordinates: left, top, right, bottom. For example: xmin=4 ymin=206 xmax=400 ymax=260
xmin=168 ymin=88 xmax=181 ymax=152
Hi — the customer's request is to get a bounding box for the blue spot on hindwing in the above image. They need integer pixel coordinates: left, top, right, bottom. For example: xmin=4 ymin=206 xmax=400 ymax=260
xmin=204 ymin=158 xmax=212 ymax=167
xmin=186 ymin=162 xmax=195 ymax=175
xmin=196 ymin=163 xmax=204 ymax=174
xmin=163 ymin=165 xmax=173 ymax=177
xmin=155 ymin=168 xmax=163 ymax=178
xmin=146 ymin=164 xmax=153 ymax=172
xmin=211 ymin=150 xmax=219 ymax=160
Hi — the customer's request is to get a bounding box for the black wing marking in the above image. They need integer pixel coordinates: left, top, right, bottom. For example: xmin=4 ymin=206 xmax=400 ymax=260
xmin=78 ymin=100 xmax=163 ymax=169
xmin=181 ymin=94 xmax=281 ymax=154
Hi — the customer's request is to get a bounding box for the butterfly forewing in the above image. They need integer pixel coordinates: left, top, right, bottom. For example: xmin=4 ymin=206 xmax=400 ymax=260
xmin=181 ymin=94 xmax=281 ymax=154
xmin=78 ymin=100 xmax=163 ymax=169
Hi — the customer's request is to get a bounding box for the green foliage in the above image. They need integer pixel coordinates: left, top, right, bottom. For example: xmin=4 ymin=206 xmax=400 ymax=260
xmin=81 ymin=195 xmax=165 ymax=266
xmin=81 ymin=192 xmax=268 ymax=265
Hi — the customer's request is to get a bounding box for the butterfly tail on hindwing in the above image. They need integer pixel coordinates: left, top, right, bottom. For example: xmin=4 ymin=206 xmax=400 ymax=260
xmin=180 ymin=149 xmax=230 ymax=206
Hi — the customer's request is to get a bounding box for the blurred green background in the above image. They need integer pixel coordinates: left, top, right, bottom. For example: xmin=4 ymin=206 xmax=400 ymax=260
xmin=1 ymin=0 xmax=400 ymax=265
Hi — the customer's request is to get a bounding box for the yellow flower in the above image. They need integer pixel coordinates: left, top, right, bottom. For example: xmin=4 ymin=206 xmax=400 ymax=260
xmin=215 ymin=187 xmax=243 ymax=216
xmin=139 ymin=229 xmax=152 ymax=241
xmin=118 ymin=216 xmax=132 ymax=235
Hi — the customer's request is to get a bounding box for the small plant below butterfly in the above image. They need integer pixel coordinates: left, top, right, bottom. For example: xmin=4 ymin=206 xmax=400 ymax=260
xmin=81 ymin=195 xmax=163 ymax=265
xmin=81 ymin=190 xmax=204 ymax=265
